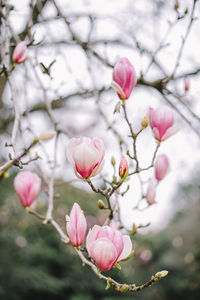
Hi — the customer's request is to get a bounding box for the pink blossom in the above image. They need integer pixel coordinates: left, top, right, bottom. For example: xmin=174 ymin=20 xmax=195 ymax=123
xmin=155 ymin=154 xmax=169 ymax=181
xmin=14 ymin=171 xmax=41 ymax=207
xmin=86 ymin=224 xmax=132 ymax=271
xmin=66 ymin=203 xmax=87 ymax=247
xmin=119 ymin=155 xmax=128 ymax=178
xmin=146 ymin=179 xmax=156 ymax=205
xmin=149 ymin=106 xmax=178 ymax=141
xmin=112 ymin=57 xmax=137 ymax=100
xmin=12 ymin=41 xmax=27 ymax=64
xmin=66 ymin=137 xmax=105 ymax=179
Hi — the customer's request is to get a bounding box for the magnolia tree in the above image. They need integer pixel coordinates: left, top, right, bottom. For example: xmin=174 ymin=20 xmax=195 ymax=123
xmin=0 ymin=0 xmax=200 ymax=295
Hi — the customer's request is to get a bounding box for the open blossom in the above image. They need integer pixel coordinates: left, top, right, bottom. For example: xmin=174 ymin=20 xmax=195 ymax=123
xmin=155 ymin=154 xmax=169 ymax=181
xmin=149 ymin=106 xmax=178 ymax=141
xmin=66 ymin=203 xmax=87 ymax=247
xmin=86 ymin=224 xmax=132 ymax=271
xmin=12 ymin=41 xmax=27 ymax=64
xmin=14 ymin=171 xmax=41 ymax=207
xmin=66 ymin=137 xmax=105 ymax=179
xmin=146 ymin=179 xmax=156 ymax=205
xmin=112 ymin=57 xmax=137 ymax=100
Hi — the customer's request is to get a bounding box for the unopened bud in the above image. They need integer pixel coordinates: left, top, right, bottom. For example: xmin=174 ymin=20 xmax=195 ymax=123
xmin=12 ymin=41 xmax=27 ymax=64
xmin=38 ymin=131 xmax=55 ymax=141
xmin=113 ymin=176 xmax=117 ymax=184
xmin=131 ymin=224 xmax=137 ymax=235
xmin=155 ymin=270 xmax=168 ymax=278
xmin=184 ymin=77 xmax=189 ymax=92
xmin=119 ymin=156 xmax=128 ymax=178
xmin=120 ymin=284 xmax=129 ymax=293
xmin=146 ymin=179 xmax=156 ymax=205
xmin=111 ymin=156 xmax=116 ymax=166
xmin=174 ymin=0 xmax=179 ymax=11
xmin=155 ymin=154 xmax=169 ymax=181
xmin=98 ymin=199 xmax=105 ymax=209
xmin=141 ymin=113 xmax=149 ymax=128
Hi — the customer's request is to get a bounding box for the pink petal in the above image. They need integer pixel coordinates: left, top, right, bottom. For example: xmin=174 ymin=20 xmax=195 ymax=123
xmin=112 ymin=229 xmax=124 ymax=258
xmin=86 ymin=225 xmax=101 ymax=256
xmin=146 ymin=179 xmax=156 ymax=205
xmin=155 ymin=154 xmax=169 ymax=181
xmin=109 ymin=220 xmax=117 ymax=230
xmin=97 ymin=226 xmax=124 ymax=258
xmin=118 ymin=235 xmax=132 ymax=261
xmin=90 ymin=238 xmax=118 ymax=271
xmin=111 ymin=81 xmax=126 ymax=99
xmin=76 ymin=210 xmax=87 ymax=245
xmin=149 ymin=108 xmax=155 ymax=128
xmin=92 ymin=137 xmax=105 ymax=163
xmin=161 ymin=126 xmax=179 ymax=141
xmin=66 ymin=137 xmax=83 ymax=164
xmin=73 ymin=143 xmax=100 ymax=178
xmin=153 ymin=127 xmax=161 ymax=140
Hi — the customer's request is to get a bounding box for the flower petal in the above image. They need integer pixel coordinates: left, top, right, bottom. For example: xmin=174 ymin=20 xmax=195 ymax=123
xmin=118 ymin=235 xmax=132 ymax=261
xmin=90 ymin=238 xmax=118 ymax=271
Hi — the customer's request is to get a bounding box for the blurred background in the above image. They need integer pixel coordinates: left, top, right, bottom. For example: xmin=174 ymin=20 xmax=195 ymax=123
xmin=0 ymin=0 xmax=200 ymax=299
xmin=0 ymin=173 xmax=200 ymax=300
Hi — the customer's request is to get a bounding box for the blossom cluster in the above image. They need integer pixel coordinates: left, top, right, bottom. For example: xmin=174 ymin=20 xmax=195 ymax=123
xmin=13 ymin=56 xmax=177 ymax=275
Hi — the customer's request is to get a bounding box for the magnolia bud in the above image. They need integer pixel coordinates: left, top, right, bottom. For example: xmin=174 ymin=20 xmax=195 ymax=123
xmin=14 ymin=171 xmax=41 ymax=207
xmin=38 ymin=131 xmax=55 ymax=141
xmin=149 ymin=106 xmax=178 ymax=141
xmin=131 ymin=224 xmax=137 ymax=235
xmin=155 ymin=270 xmax=168 ymax=278
xmin=98 ymin=199 xmax=105 ymax=209
xmin=174 ymin=0 xmax=179 ymax=11
xmin=112 ymin=57 xmax=137 ymax=100
xmin=146 ymin=179 xmax=156 ymax=205
xmin=12 ymin=41 xmax=27 ymax=64
xmin=111 ymin=156 xmax=116 ymax=166
xmin=113 ymin=176 xmax=117 ymax=184
xmin=141 ymin=113 xmax=149 ymax=128
xmin=119 ymin=156 xmax=128 ymax=178
xmin=155 ymin=154 xmax=169 ymax=181
xmin=66 ymin=137 xmax=105 ymax=179
xmin=66 ymin=203 xmax=87 ymax=247
xmin=184 ymin=77 xmax=189 ymax=92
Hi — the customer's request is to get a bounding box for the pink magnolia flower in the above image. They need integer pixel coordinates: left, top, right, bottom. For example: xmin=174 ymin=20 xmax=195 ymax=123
xmin=14 ymin=171 xmax=41 ymax=207
xmin=66 ymin=137 xmax=105 ymax=179
xmin=66 ymin=203 xmax=87 ymax=247
xmin=149 ymin=106 xmax=178 ymax=141
xmin=86 ymin=224 xmax=132 ymax=271
xmin=119 ymin=155 xmax=128 ymax=178
xmin=12 ymin=41 xmax=27 ymax=64
xmin=155 ymin=154 xmax=169 ymax=181
xmin=146 ymin=179 xmax=156 ymax=205
xmin=112 ymin=57 xmax=137 ymax=100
